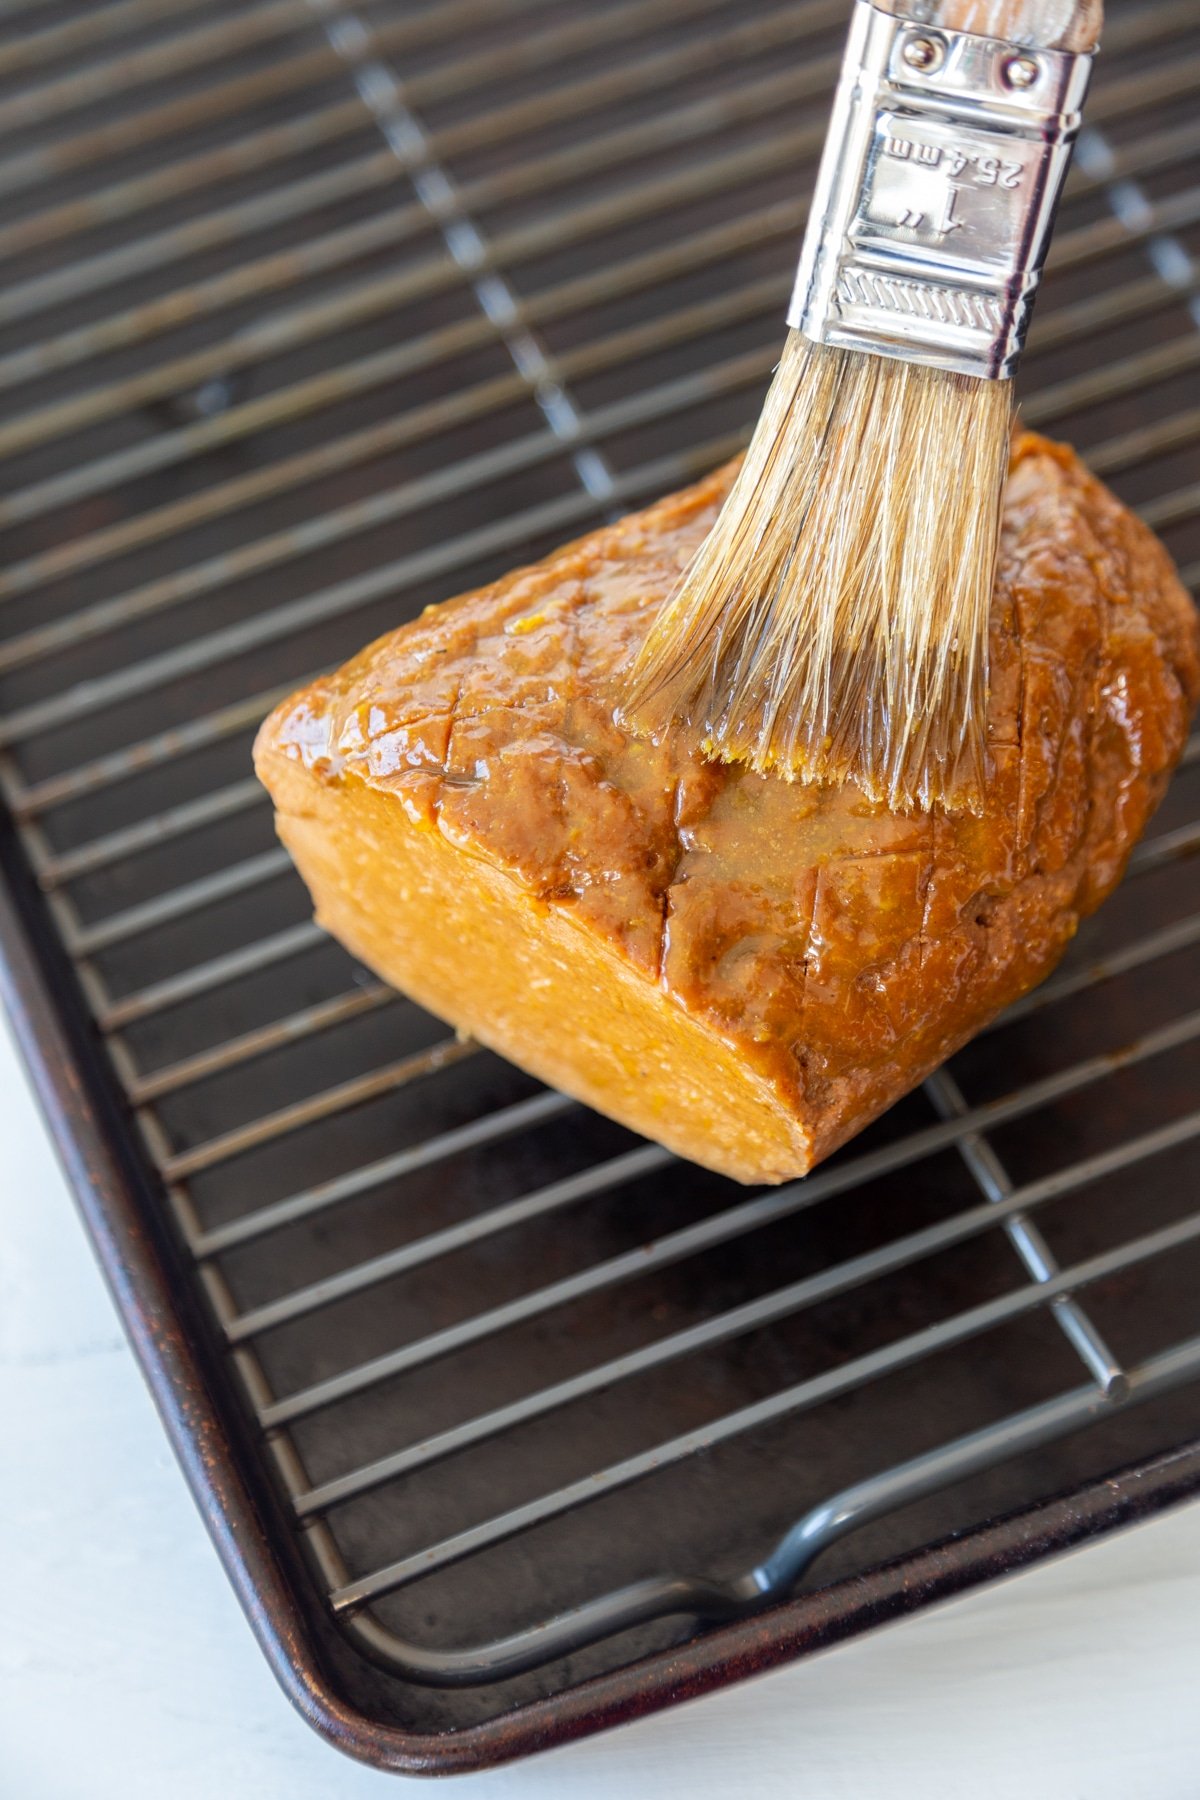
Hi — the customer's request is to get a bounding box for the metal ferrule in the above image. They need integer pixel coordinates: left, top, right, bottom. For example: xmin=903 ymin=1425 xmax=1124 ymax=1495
xmin=788 ymin=2 xmax=1094 ymax=379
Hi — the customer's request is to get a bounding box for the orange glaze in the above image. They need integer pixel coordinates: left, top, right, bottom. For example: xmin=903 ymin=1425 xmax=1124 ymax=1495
xmin=258 ymin=433 xmax=1199 ymax=1180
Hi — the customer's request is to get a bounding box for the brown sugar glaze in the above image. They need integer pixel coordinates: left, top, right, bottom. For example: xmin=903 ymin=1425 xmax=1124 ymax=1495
xmin=262 ymin=433 xmax=1199 ymax=1176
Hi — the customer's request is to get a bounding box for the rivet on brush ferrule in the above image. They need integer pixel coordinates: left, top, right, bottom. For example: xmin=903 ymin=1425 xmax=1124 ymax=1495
xmin=787 ymin=1 xmax=1095 ymax=380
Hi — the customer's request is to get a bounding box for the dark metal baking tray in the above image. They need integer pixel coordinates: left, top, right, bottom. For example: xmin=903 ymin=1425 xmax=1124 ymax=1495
xmin=1 ymin=0 xmax=1198 ymax=1774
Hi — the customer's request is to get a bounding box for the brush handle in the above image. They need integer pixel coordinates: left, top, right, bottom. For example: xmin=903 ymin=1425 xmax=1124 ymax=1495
xmin=877 ymin=0 xmax=1102 ymax=54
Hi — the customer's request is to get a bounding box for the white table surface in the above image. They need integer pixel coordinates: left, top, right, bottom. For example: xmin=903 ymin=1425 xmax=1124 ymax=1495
xmin=4 ymin=1001 xmax=1199 ymax=1800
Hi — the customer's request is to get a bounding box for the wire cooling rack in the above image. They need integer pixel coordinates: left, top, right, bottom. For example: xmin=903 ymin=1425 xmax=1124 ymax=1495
xmin=0 ymin=0 xmax=1197 ymax=1772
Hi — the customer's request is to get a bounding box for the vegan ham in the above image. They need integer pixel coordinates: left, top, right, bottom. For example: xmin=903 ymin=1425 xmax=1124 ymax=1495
xmin=254 ymin=434 xmax=1199 ymax=1184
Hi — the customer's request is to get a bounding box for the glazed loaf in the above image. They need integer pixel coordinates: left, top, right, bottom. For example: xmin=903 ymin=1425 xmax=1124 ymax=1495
xmin=255 ymin=435 xmax=1199 ymax=1184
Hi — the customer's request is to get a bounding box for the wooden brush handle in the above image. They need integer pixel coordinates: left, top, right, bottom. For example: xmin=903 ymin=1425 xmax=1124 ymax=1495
xmin=875 ymin=0 xmax=1102 ymax=53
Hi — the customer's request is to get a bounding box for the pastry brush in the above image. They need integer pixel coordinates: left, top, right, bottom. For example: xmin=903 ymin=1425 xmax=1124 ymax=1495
xmin=621 ymin=0 xmax=1102 ymax=812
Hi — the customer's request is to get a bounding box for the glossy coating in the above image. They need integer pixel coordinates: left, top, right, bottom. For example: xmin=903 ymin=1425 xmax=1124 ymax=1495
xmin=258 ymin=434 xmax=1199 ymax=1181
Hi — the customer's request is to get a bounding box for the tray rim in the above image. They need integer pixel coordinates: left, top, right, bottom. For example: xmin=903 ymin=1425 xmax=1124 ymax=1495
xmin=4 ymin=829 xmax=1200 ymax=1778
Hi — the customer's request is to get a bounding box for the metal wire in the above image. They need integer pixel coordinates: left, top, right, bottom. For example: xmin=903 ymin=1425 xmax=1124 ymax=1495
xmin=247 ymin=1009 xmax=1200 ymax=1414
xmin=331 ymin=1333 xmax=1200 ymax=1683
xmin=1 ymin=0 xmax=1197 ymax=1700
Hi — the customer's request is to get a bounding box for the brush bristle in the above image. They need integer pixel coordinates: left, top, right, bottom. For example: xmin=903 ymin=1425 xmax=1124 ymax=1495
xmin=619 ymin=332 xmax=1014 ymax=814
